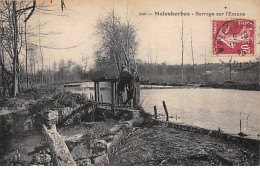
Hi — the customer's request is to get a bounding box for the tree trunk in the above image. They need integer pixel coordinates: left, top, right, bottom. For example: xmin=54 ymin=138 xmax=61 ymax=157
xmin=181 ymin=16 xmax=184 ymax=84
xmin=12 ymin=1 xmax=19 ymax=97
xmin=0 ymin=12 xmax=7 ymax=97
xmin=0 ymin=43 xmax=6 ymax=97
xmin=25 ymin=21 xmax=29 ymax=89
xmin=190 ymin=29 xmax=195 ymax=76
xmin=204 ymin=48 xmax=207 ymax=82
xmin=39 ymin=20 xmax=44 ymax=84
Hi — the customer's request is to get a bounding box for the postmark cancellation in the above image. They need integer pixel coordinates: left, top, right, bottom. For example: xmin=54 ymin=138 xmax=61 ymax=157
xmin=212 ymin=19 xmax=255 ymax=57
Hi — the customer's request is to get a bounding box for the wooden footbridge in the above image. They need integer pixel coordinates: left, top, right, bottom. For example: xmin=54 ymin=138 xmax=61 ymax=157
xmin=91 ymin=77 xmax=140 ymax=108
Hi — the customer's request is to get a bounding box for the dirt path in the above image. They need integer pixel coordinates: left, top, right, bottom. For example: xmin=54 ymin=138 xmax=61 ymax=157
xmin=109 ymin=123 xmax=259 ymax=166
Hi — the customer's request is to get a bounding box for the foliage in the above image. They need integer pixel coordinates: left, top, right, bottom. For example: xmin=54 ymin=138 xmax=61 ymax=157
xmin=52 ymin=91 xmax=88 ymax=107
xmin=95 ymin=9 xmax=138 ymax=78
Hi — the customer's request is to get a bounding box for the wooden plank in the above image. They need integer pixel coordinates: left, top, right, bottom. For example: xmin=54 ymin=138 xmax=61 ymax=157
xmin=82 ymin=101 xmax=139 ymax=113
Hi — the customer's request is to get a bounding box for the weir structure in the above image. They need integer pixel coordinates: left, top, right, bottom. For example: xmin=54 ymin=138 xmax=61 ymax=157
xmin=93 ymin=77 xmax=140 ymax=107
xmin=41 ymin=78 xmax=142 ymax=166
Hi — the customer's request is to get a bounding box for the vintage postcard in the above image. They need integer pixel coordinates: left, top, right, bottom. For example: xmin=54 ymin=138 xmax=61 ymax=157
xmin=0 ymin=0 xmax=259 ymax=166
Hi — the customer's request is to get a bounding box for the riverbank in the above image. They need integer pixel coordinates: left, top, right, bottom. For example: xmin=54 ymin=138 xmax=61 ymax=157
xmin=0 ymin=86 xmax=90 ymax=165
xmin=110 ymin=117 xmax=259 ymax=165
xmin=141 ymin=82 xmax=260 ymax=91
xmin=0 ymin=87 xmax=259 ymax=166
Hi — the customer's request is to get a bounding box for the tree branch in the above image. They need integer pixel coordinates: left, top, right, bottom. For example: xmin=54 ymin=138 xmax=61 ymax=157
xmin=24 ymin=0 xmax=36 ymax=22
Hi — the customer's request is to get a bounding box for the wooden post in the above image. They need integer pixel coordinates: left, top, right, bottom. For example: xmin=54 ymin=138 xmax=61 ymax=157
xmin=154 ymin=106 xmax=157 ymax=119
xmin=133 ymin=87 xmax=136 ymax=106
xmin=101 ymin=94 xmax=103 ymax=102
xmin=94 ymin=82 xmax=97 ymax=101
xmin=240 ymin=112 xmax=242 ymax=133
xmin=115 ymin=81 xmax=118 ymax=105
xmin=135 ymin=82 xmax=140 ymax=106
xmin=111 ymin=81 xmax=115 ymax=104
xmin=94 ymin=82 xmax=100 ymax=102
xmin=97 ymin=82 xmax=100 ymax=102
xmin=130 ymin=97 xmax=133 ymax=108
xmin=163 ymin=101 xmax=169 ymax=122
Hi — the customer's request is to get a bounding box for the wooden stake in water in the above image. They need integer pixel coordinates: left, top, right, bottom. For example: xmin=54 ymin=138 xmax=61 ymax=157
xmin=246 ymin=114 xmax=249 ymax=128
xmin=154 ymin=106 xmax=157 ymax=119
xmin=163 ymin=101 xmax=169 ymax=122
xmin=240 ymin=112 xmax=242 ymax=133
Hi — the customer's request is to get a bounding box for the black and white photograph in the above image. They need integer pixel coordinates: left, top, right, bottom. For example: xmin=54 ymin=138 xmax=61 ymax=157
xmin=0 ymin=0 xmax=259 ymax=166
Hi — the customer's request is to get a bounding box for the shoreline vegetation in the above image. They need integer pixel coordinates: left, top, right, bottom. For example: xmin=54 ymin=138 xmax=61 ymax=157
xmin=111 ymin=112 xmax=259 ymax=166
xmin=140 ymin=81 xmax=260 ymax=91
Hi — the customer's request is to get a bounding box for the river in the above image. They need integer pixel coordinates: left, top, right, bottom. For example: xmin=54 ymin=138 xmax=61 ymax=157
xmin=141 ymin=87 xmax=260 ymax=139
xmin=64 ymin=82 xmax=260 ymax=139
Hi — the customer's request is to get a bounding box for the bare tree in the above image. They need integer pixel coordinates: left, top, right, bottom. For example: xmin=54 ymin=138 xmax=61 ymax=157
xmin=181 ymin=15 xmax=184 ymax=84
xmin=38 ymin=18 xmax=44 ymax=84
xmin=95 ymin=8 xmax=138 ymax=78
xmin=0 ymin=1 xmax=35 ymax=97
xmin=0 ymin=0 xmax=67 ymax=97
xmin=24 ymin=14 xmax=29 ymax=88
xmin=204 ymin=48 xmax=207 ymax=82
xmin=190 ymin=28 xmax=195 ymax=75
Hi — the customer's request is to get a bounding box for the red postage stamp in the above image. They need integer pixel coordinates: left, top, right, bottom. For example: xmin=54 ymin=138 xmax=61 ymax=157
xmin=212 ymin=19 xmax=255 ymax=56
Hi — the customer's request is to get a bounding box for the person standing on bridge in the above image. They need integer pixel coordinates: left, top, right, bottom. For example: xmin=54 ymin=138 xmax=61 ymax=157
xmin=123 ymin=68 xmax=139 ymax=107
xmin=117 ymin=65 xmax=131 ymax=105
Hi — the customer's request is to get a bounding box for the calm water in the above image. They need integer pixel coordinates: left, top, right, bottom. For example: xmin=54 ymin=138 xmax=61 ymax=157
xmin=64 ymin=82 xmax=260 ymax=139
xmin=141 ymin=88 xmax=260 ymax=139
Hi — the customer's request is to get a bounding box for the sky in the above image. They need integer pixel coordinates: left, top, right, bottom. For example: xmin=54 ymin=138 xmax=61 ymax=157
xmin=26 ymin=0 xmax=260 ymax=70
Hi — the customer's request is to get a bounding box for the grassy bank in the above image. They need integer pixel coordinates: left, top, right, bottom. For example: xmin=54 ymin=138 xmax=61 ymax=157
xmin=109 ymin=111 xmax=259 ymax=166
xmin=200 ymin=82 xmax=260 ymax=91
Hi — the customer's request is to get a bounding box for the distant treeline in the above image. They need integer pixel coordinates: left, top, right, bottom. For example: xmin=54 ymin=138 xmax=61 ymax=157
xmin=0 ymin=59 xmax=89 ymax=95
xmin=135 ymin=62 xmax=259 ymax=84
xmin=2 ymin=59 xmax=258 ymax=97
